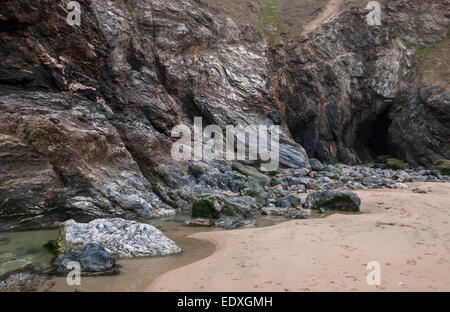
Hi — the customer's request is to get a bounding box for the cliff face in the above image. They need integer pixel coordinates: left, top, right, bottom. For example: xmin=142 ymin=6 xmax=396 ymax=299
xmin=0 ymin=0 xmax=448 ymax=230
xmin=272 ymin=0 xmax=449 ymax=166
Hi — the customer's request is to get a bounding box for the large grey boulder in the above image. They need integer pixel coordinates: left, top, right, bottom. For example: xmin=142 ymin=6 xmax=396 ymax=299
xmin=303 ymin=191 xmax=361 ymax=212
xmin=61 ymin=218 xmax=181 ymax=258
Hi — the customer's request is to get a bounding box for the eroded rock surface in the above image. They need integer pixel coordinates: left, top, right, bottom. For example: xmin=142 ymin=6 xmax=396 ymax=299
xmin=303 ymin=190 xmax=361 ymax=212
xmin=60 ymin=218 xmax=181 ymax=257
xmin=54 ymin=242 xmax=116 ymax=274
xmin=0 ymin=0 xmax=448 ymax=230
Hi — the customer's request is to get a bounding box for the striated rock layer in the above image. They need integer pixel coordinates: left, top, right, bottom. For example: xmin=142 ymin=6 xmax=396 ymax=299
xmin=0 ymin=0 xmax=448 ymax=230
xmin=61 ymin=218 xmax=181 ymax=257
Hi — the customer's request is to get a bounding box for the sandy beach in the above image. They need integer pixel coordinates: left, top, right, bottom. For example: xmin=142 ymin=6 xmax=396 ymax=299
xmin=148 ymin=183 xmax=450 ymax=292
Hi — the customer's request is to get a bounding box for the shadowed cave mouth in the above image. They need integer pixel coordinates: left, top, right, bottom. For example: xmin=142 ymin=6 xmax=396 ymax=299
xmin=355 ymin=109 xmax=393 ymax=160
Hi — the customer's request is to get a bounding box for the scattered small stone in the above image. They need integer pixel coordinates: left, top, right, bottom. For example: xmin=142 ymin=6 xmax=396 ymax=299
xmin=412 ymin=188 xmax=427 ymax=194
xmin=316 ymin=176 xmax=335 ymax=185
xmin=0 ymin=273 xmax=53 ymax=292
xmin=394 ymin=183 xmax=408 ymax=189
xmin=183 ymin=218 xmax=212 ymax=227
xmin=286 ymin=176 xmax=310 ymax=187
xmin=361 ymin=176 xmax=383 ymax=186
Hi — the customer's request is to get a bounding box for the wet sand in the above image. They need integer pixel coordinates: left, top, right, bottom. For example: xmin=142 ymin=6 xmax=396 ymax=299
xmin=149 ymin=183 xmax=450 ymax=292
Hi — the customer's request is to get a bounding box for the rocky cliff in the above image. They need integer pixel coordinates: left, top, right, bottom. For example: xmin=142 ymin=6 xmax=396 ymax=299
xmin=0 ymin=0 xmax=448 ymax=230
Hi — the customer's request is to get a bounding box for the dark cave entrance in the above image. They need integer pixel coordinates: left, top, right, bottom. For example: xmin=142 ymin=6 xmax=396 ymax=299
xmin=355 ymin=109 xmax=393 ymax=160
xmin=369 ymin=110 xmax=392 ymax=156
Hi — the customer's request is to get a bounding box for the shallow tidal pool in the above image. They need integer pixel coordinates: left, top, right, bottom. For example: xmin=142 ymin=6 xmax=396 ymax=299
xmin=0 ymin=214 xmax=289 ymax=292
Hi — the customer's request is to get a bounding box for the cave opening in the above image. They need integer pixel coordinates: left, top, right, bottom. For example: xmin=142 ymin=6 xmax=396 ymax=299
xmin=369 ymin=109 xmax=392 ymax=157
xmin=355 ymin=109 xmax=393 ymax=160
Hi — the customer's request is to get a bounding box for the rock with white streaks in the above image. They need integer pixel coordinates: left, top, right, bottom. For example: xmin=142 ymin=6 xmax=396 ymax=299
xmin=60 ymin=218 xmax=181 ymax=258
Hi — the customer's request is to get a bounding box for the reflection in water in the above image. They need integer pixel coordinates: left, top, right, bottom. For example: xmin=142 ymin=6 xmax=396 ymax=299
xmin=0 ymin=214 xmax=290 ymax=291
xmin=0 ymin=230 xmax=57 ymax=280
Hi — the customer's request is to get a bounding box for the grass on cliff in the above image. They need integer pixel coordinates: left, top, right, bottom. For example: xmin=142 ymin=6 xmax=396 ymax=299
xmin=196 ymin=0 xmax=388 ymax=42
xmin=414 ymin=39 xmax=449 ymax=89
xmin=258 ymin=2 xmax=286 ymax=42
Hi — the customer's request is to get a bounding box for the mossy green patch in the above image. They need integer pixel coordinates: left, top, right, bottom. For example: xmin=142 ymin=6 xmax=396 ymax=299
xmin=267 ymin=170 xmax=279 ymax=177
xmin=315 ymin=194 xmax=352 ymax=209
xmin=221 ymin=205 xmax=236 ymax=217
xmin=43 ymin=240 xmax=60 ymax=255
xmin=258 ymin=2 xmax=285 ymax=42
xmin=404 ymin=39 xmax=416 ymax=49
xmin=363 ymin=159 xmax=377 ymax=168
xmin=384 ymin=158 xmax=407 ymax=170
xmin=432 ymin=160 xmax=450 ymax=176
xmin=192 ymin=194 xmax=238 ymax=218
xmin=192 ymin=198 xmax=220 ymax=219
xmin=319 ymin=166 xmax=340 ymax=180
xmin=44 ymin=226 xmax=67 ymax=260
xmin=310 ymin=192 xmax=360 ymax=212
xmin=416 ymin=41 xmax=443 ymax=60
xmin=391 ymin=27 xmax=398 ymax=39
xmin=243 ymin=190 xmax=260 ymax=198
xmin=270 ymin=177 xmax=280 ymax=186
xmin=232 ymin=165 xmax=250 ymax=177
xmin=239 ymin=178 xmax=266 ymax=200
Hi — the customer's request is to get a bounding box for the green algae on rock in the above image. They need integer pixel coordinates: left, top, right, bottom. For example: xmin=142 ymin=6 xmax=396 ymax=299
xmin=303 ymin=191 xmax=361 ymax=212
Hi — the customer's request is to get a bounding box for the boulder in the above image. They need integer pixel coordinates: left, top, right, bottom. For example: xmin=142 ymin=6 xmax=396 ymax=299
xmin=393 ymin=183 xmax=408 ymax=189
xmin=239 ymin=178 xmax=268 ymax=205
xmin=192 ymin=194 xmax=259 ymax=219
xmin=216 ymin=217 xmax=256 ymax=230
xmin=309 ymin=158 xmax=325 ymax=171
xmin=261 ymin=207 xmax=288 ymax=216
xmin=303 ymin=191 xmax=361 ymax=212
xmin=318 ymin=166 xmax=341 ymax=180
xmin=59 ymin=218 xmax=181 ymax=258
xmin=412 ymin=188 xmax=427 ymax=194
xmin=275 ymin=194 xmax=301 ymax=208
xmin=183 ymin=218 xmax=212 ymax=227
xmin=286 ymin=177 xmax=311 ymax=186
xmin=361 ymin=176 xmax=383 ymax=186
xmin=54 ymin=243 xmax=116 ymax=274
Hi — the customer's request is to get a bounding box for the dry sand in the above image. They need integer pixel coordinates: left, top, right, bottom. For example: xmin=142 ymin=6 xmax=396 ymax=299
xmin=148 ymin=183 xmax=450 ymax=292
